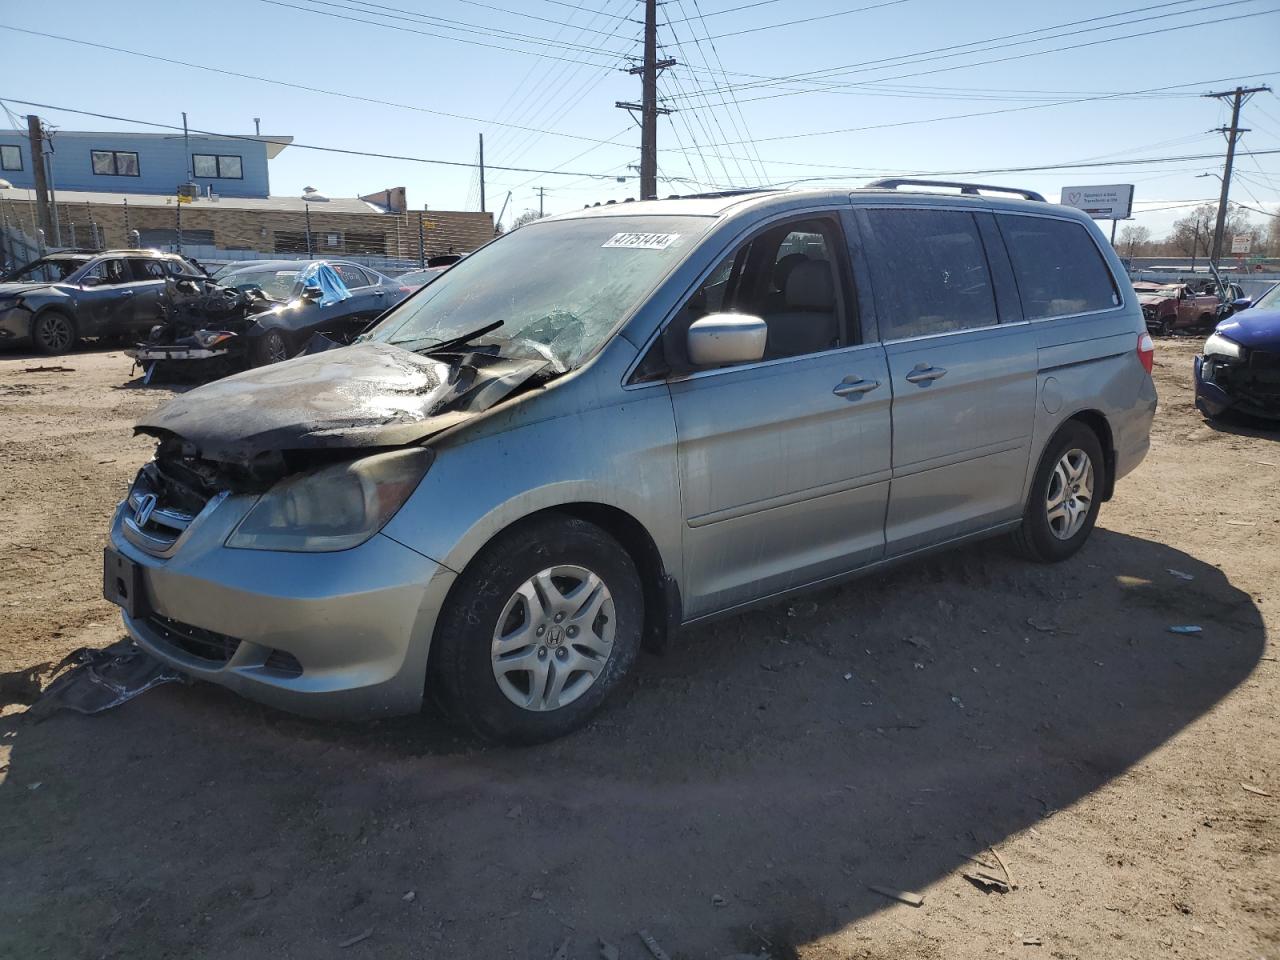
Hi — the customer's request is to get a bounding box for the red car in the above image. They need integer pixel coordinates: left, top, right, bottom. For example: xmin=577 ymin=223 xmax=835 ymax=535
xmin=1133 ymin=281 xmax=1221 ymax=336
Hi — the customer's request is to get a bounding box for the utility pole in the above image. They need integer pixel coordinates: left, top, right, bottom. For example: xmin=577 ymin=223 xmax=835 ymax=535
xmin=616 ymin=0 xmax=675 ymax=200
xmin=26 ymin=115 xmax=53 ymax=243
xmin=495 ymin=190 xmax=511 ymax=234
xmin=182 ymin=111 xmax=192 ymax=181
xmin=417 ymin=209 xmax=426 ymax=268
xmin=1204 ymin=85 xmax=1270 ymax=264
xmin=478 ymin=133 xmax=486 ymax=213
xmin=537 ymin=186 xmax=545 ymax=218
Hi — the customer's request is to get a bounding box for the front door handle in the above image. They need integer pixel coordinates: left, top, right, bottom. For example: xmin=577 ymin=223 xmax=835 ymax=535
xmin=833 ymin=376 xmax=880 ymax=398
xmin=120 ymin=291 xmax=135 ymax=298
xmin=905 ymin=363 xmax=947 ymax=384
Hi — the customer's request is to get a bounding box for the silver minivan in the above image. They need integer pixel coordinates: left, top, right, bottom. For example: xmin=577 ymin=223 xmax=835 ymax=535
xmin=105 ymin=181 xmax=1157 ymax=743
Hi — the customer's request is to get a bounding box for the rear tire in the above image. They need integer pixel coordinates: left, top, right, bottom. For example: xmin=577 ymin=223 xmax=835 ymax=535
xmin=430 ymin=514 xmax=643 ymax=744
xmin=1011 ymin=421 xmax=1106 ymax=563
xmin=1157 ymin=317 xmax=1173 ymax=337
xmin=31 ymin=310 xmax=78 ymax=355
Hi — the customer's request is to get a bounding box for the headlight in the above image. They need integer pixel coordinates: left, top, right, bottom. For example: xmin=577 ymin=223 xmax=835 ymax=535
xmin=226 ymin=448 xmax=432 ymax=552
xmin=193 ymin=329 xmax=235 ymax=348
xmin=1203 ymin=332 xmax=1244 ymax=360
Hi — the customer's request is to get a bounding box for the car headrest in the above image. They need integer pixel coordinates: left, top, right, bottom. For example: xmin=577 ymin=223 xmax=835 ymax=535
xmin=772 ymin=253 xmax=809 ymax=292
xmin=785 ymin=260 xmax=834 ymax=310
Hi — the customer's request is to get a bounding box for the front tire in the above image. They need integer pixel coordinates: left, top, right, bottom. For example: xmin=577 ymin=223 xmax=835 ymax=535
xmin=251 ymin=329 xmax=289 ymax=366
xmin=430 ymin=515 xmax=643 ymax=744
xmin=31 ymin=310 xmax=78 ymax=355
xmin=1011 ymin=421 xmax=1106 ymax=563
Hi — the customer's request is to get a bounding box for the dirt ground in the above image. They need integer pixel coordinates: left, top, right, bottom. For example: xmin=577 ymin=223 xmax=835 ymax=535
xmin=0 ymin=339 xmax=1276 ymax=960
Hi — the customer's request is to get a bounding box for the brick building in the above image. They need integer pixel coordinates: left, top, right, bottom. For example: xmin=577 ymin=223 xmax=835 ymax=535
xmin=0 ymin=187 xmax=495 ymax=262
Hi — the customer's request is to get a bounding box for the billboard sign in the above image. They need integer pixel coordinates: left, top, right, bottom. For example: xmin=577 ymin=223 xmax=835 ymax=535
xmin=1059 ymin=184 xmax=1134 ymax=220
xmin=1231 ymin=235 xmax=1252 ymax=255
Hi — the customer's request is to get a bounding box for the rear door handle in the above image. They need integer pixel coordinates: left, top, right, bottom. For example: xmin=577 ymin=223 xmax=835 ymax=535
xmin=905 ymin=364 xmax=946 ymax=384
xmin=121 ymin=291 xmax=135 ymax=298
xmin=833 ymin=376 xmax=880 ymax=398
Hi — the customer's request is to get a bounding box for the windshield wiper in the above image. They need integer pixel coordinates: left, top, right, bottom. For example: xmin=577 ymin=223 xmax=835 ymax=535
xmin=397 ymin=319 xmax=505 ymax=356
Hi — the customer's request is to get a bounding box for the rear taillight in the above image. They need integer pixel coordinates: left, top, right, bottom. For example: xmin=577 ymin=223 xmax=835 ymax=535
xmin=1137 ymin=331 xmax=1154 ymax=374
xmin=399 ymin=285 xmax=415 ymax=293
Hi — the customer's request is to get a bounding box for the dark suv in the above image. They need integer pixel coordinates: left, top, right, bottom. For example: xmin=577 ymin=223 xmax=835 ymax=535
xmin=0 ymin=249 xmax=204 ymax=354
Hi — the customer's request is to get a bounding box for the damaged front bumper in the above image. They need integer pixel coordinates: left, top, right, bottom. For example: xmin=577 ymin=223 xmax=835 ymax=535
xmin=129 ymin=345 xmax=232 ymax=362
xmin=1195 ymin=350 xmax=1280 ymax=421
xmin=107 ymin=491 xmax=456 ymax=718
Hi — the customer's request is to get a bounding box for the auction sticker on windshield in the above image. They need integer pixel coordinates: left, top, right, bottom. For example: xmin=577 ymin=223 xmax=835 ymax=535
xmin=602 ymin=232 xmax=680 ymax=250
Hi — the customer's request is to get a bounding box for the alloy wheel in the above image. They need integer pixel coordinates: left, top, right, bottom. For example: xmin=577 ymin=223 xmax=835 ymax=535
xmin=1046 ymin=448 xmax=1094 ymax=540
xmin=490 ymin=565 xmax=615 ymax=712
xmin=37 ymin=314 xmax=74 ymax=353
xmin=265 ymin=332 xmax=288 ymax=364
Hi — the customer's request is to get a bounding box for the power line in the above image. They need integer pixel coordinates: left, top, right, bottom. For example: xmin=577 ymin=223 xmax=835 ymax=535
xmin=343 ymin=0 xmax=628 ymax=40
xmin=671 ymin=0 xmax=769 ymax=183
xmin=676 ymin=56 xmax=1280 ymax=148
xmin=0 ymin=26 xmax=634 ymax=152
xmin=255 ymin=0 xmax=627 ymax=67
xmin=700 ymin=0 xmax=912 ymax=41
xmin=666 ymin=0 xmax=782 ymax=23
xmin=664 ymin=0 xmax=1270 ymax=103
xmin=659 ymin=12 xmax=749 ymax=185
xmin=282 ymin=0 xmax=632 ymax=59
xmin=0 ymin=97 xmax=632 ymax=180
xmin=485 ymin=0 xmax=634 ymax=168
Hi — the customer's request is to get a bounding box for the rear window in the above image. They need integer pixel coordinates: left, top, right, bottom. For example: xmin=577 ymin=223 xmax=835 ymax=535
xmin=997 ymin=215 xmax=1120 ymax=319
xmin=864 ymin=209 xmax=998 ymax=339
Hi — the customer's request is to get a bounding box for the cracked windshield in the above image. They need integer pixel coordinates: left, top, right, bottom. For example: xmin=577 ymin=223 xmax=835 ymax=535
xmin=368 ymin=215 xmax=710 ymax=369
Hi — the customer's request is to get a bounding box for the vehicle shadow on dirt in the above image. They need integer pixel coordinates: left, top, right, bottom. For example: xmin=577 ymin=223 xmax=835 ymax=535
xmin=1201 ymin=411 xmax=1280 ymax=440
xmin=0 ymin=529 xmax=1266 ymax=959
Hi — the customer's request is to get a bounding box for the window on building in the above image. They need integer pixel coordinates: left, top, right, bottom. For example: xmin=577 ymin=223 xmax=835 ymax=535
xmin=996 ymin=214 xmax=1121 ymax=319
xmin=192 ymin=154 xmax=244 ymax=179
xmin=0 ymin=145 xmax=21 ymax=171
xmin=91 ymin=150 xmax=140 ymax=177
xmin=864 ymin=209 xmax=998 ymax=340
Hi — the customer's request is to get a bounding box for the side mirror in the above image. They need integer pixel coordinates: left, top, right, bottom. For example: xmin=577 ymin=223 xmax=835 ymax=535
xmin=686 ymin=314 xmax=767 ymax=368
xmin=301 ymin=285 xmax=324 ymax=301
xmin=81 ymin=276 xmax=101 ymax=287
xmin=1231 ymin=297 xmax=1252 ymax=311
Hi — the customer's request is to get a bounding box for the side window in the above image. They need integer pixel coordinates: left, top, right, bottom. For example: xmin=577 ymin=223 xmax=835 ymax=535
xmin=997 ymin=215 xmax=1121 ymax=319
xmin=662 ymin=216 xmax=849 ymax=370
xmin=333 ymin=263 xmax=370 ymax=288
xmin=85 ymin=259 xmax=131 ymax=285
xmin=129 ymin=259 xmax=167 ymax=281
xmin=864 ymin=209 xmax=997 ymax=339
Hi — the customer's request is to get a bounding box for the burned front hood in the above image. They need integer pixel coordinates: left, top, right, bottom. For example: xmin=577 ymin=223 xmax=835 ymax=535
xmin=135 ymin=341 xmax=547 ymax=462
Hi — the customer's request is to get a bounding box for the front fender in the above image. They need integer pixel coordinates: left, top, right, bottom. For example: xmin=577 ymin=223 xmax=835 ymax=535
xmin=379 ymin=380 xmax=683 ymax=590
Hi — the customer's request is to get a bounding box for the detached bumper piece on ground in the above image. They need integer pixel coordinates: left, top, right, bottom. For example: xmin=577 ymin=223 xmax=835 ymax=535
xmin=26 ymin=638 xmax=184 ymax=720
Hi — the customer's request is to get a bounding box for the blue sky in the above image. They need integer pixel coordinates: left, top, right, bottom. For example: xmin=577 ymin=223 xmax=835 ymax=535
xmin=1 ymin=0 xmax=1278 ymax=236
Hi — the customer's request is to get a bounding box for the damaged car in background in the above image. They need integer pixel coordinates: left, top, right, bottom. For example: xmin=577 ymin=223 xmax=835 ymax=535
xmin=128 ymin=259 xmax=412 ymax=377
xmin=104 ymin=183 xmax=1156 ymax=744
xmin=1196 ymin=280 xmax=1280 ymax=422
xmin=0 ymin=249 xmax=205 ymax=354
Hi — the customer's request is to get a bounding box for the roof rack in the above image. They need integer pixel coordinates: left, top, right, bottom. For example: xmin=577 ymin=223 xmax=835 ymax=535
xmin=863 ymin=178 xmax=1045 ymax=202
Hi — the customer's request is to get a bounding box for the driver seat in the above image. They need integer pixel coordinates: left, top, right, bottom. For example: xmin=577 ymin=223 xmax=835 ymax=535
xmin=762 ymin=259 xmax=838 ymax=359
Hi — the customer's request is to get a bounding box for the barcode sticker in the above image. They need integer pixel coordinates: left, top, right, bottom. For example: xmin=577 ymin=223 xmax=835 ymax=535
xmin=602 ymin=232 xmax=680 ymax=250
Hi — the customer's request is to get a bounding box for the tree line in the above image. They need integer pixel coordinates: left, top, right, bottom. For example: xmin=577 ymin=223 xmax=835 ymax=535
xmin=1117 ymin=203 xmax=1280 ymax=260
